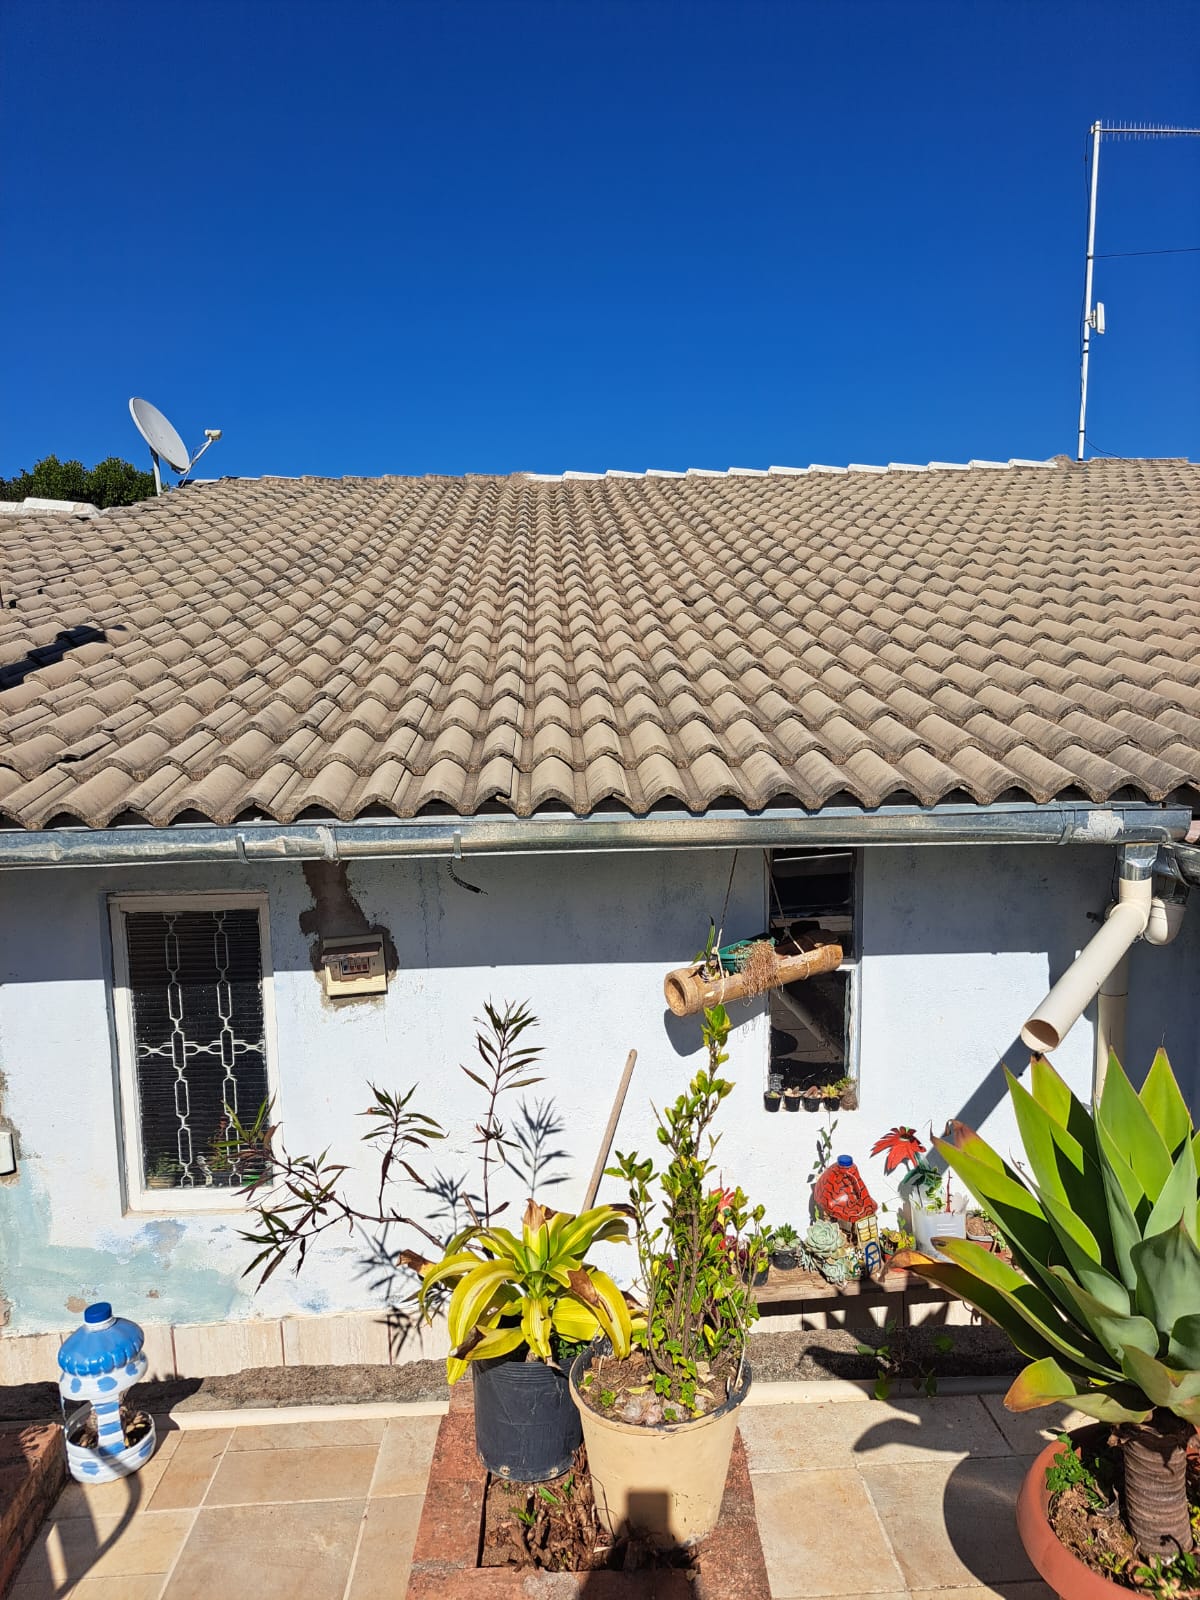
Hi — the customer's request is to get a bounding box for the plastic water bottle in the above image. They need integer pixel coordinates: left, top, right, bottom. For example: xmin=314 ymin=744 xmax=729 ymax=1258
xmin=57 ymin=1302 xmax=157 ymax=1482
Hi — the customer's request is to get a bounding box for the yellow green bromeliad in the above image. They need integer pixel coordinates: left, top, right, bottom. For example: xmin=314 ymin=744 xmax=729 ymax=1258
xmin=417 ymin=1198 xmax=633 ymax=1383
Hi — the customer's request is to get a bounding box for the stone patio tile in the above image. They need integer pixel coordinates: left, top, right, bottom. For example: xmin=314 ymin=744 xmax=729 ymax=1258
xmin=225 ymin=1416 xmax=386 ymax=1451
xmin=346 ymin=1494 xmax=422 ymax=1599
xmin=14 ymin=1509 xmax=193 ymax=1587
xmin=12 ymin=1578 xmax=166 ymax=1600
xmin=979 ymin=1394 xmax=1088 ymax=1455
xmin=53 ymin=1427 xmax=181 ymax=1519
xmin=205 ymin=1443 xmax=378 ymax=1505
xmin=751 ymin=1468 xmax=904 ymax=1597
xmin=67 ymin=1579 xmax=168 ymax=1599
xmin=368 ymin=1414 xmax=442 ymax=1496
xmin=161 ymin=1500 xmax=364 ymax=1600
xmin=909 ymin=1585 xmax=1056 ymax=1599
xmin=862 ymin=1457 xmax=1042 ymax=1589
xmin=740 ymin=1395 xmax=1009 ymax=1474
xmin=144 ymin=1429 xmax=230 ymax=1511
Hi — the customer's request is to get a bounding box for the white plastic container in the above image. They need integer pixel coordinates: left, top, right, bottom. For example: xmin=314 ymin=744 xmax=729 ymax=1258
xmin=910 ymin=1208 xmax=967 ymax=1262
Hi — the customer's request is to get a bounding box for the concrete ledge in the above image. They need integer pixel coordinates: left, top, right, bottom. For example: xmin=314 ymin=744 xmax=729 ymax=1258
xmin=161 ymin=1399 xmax=449 ymax=1429
xmin=742 ymin=1374 xmax=1013 ymax=1405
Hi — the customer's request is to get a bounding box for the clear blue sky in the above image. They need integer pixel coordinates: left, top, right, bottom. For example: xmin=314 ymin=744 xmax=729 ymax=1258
xmin=2 ymin=0 xmax=1197 ymax=480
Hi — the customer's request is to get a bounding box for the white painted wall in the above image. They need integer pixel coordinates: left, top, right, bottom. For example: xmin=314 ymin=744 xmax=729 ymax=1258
xmin=0 ymin=844 xmax=1196 ymax=1340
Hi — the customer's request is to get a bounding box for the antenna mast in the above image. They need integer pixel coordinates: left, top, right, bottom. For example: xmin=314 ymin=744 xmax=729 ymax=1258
xmin=1076 ymin=121 xmax=1200 ymax=462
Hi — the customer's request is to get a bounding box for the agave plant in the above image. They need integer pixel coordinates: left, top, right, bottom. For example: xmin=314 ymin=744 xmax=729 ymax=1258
xmin=914 ymin=1049 xmax=1199 ymax=1559
xmin=415 ymin=1198 xmax=633 ymax=1383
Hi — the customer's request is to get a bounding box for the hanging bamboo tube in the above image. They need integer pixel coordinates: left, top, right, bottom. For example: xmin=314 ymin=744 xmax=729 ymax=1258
xmin=663 ymin=933 xmax=844 ymax=1017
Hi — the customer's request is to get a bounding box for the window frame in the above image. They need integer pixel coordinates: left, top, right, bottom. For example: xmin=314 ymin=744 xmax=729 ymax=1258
xmin=108 ymin=890 xmax=282 ymax=1214
xmin=764 ymin=848 xmax=863 ymax=1099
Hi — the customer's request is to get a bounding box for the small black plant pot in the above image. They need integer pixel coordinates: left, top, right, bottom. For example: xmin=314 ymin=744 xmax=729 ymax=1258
xmin=770 ymin=1248 xmax=799 ymax=1271
xmin=740 ymin=1261 xmax=770 ymax=1287
xmin=782 ymin=1091 xmax=802 ymax=1113
xmin=763 ymin=1091 xmax=782 ymax=1113
xmin=471 ymin=1347 xmax=580 ymax=1481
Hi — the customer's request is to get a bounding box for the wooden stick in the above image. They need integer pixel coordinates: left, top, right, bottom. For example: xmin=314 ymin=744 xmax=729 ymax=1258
xmin=583 ymin=1050 xmax=637 ymax=1210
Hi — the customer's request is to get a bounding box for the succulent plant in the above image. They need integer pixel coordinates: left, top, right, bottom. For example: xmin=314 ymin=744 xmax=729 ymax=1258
xmin=914 ymin=1049 xmax=1200 ymax=1559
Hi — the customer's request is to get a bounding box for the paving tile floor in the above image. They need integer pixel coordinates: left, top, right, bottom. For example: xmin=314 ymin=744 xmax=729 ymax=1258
xmin=8 ymin=1393 xmax=1070 ymax=1599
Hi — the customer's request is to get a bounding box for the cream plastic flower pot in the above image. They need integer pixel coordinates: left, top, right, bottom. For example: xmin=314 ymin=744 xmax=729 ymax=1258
xmin=568 ymin=1346 xmax=750 ymax=1547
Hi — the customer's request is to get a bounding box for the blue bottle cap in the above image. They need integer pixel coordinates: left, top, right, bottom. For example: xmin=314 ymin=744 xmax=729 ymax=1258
xmin=837 ymin=1155 xmax=853 ymax=1167
xmin=84 ymin=1302 xmax=112 ymax=1324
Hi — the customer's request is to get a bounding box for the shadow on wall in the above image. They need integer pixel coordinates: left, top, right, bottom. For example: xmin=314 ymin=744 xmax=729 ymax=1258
xmin=867 ymin=843 xmax=1200 ymax=1122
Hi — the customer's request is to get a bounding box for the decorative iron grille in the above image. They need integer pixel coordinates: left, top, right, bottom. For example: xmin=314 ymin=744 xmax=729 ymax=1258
xmin=123 ymin=908 xmax=270 ymax=1189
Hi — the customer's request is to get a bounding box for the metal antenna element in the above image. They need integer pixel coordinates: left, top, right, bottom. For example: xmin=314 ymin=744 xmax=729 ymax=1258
xmin=1077 ymin=122 xmax=1200 ymax=462
xmin=128 ymin=398 xmax=223 ymax=495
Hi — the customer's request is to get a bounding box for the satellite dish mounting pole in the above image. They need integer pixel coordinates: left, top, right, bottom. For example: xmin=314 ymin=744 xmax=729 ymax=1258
xmin=149 ymin=450 xmax=164 ymax=498
xmin=1077 ymin=120 xmax=1102 ymax=463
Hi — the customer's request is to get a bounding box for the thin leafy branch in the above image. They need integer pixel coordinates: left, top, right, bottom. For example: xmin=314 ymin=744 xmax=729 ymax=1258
xmin=230 ymin=1084 xmax=446 ymax=1287
xmin=231 ymin=1001 xmax=546 ymax=1294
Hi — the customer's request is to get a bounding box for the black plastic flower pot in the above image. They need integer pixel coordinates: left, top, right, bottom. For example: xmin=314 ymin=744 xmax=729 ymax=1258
xmin=763 ymin=1091 xmax=782 ymax=1113
xmin=471 ymin=1348 xmax=581 ymax=1482
xmin=770 ymin=1248 xmax=799 ymax=1271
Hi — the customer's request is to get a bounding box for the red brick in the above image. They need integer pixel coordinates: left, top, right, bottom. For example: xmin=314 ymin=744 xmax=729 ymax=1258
xmin=0 ymin=1423 xmax=66 ymax=1596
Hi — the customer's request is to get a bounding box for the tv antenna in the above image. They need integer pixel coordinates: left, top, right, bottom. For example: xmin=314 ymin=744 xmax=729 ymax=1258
xmin=1077 ymin=122 xmax=1200 ymax=461
xmin=128 ymin=397 xmax=223 ymax=495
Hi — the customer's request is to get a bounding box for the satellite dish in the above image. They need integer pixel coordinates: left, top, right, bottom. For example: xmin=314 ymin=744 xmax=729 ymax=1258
xmin=129 ymin=398 xmax=190 ymax=473
xmin=128 ymin=397 xmax=222 ymax=495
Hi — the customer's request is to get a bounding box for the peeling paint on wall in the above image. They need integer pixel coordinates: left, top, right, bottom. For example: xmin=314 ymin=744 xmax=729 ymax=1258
xmin=2 ymin=1170 xmax=239 ymax=1333
xmin=299 ymin=861 xmax=399 ymax=1002
xmin=0 ymin=1064 xmax=22 ymax=1189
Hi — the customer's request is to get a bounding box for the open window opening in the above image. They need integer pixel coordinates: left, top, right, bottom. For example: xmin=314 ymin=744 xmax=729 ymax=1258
xmin=766 ymin=849 xmax=859 ymax=1110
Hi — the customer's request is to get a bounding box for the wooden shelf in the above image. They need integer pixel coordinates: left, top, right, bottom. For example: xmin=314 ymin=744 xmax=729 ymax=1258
xmin=753 ymin=1264 xmax=948 ymax=1304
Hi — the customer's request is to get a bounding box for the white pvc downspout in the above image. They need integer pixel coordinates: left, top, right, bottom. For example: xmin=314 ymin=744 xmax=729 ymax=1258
xmin=1021 ymin=844 xmax=1188 ymax=1097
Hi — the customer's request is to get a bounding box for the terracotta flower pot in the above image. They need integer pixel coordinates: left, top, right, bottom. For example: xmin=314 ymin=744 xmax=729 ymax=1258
xmin=1016 ymin=1426 xmax=1125 ymax=1597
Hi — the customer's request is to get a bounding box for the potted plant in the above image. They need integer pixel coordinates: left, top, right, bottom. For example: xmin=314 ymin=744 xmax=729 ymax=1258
xmin=145 ymin=1153 xmax=180 ymax=1189
xmin=415 ymin=1197 xmax=633 ymax=1480
xmin=769 ymin=1223 xmax=802 ymax=1271
xmin=871 ymin=1124 xmax=966 ymax=1260
xmin=569 ymin=1002 xmax=766 ymax=1546
xmin=913 ymin=1049 xmax=1200 ymax=1587
xmin=234 ymin=1000 xmax=629 ymax=1482
xmin=764 ymin=1070 xmax=783 ymax=1113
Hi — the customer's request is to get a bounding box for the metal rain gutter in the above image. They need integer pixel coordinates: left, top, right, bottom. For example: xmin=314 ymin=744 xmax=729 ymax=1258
xmin=0 ymin=802 xmax=1190 ymax=869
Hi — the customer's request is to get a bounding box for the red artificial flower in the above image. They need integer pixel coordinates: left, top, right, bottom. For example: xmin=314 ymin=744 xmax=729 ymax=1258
xmin=870 ymin=1126 xmax=926 ymax=1175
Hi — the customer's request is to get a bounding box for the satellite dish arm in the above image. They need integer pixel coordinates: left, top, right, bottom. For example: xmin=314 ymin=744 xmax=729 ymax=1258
xmin=177 ymin=430 xmax=222 ymax=484
xmin=149 ymin=450 xmax=164 ymax=497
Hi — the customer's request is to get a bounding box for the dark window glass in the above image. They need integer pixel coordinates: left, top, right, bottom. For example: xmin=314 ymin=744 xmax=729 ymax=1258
xmin=768 ymin=850 xmax=857 ymax=1105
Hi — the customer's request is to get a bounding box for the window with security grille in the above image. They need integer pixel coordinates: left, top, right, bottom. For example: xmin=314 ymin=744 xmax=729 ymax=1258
xmin=111 ymin=897 xmax=275 ymax=1199
xmin=766 ymin=849 xmax=860 ymax=1109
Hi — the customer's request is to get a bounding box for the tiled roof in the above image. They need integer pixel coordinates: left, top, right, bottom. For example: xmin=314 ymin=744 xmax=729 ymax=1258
xmin=0 ymin=456 xmax=1198 ymax=830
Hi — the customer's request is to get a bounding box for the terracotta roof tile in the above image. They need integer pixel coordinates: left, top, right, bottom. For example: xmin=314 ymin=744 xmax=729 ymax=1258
xmin=1 ymin=458 xmax=1198 ymax=827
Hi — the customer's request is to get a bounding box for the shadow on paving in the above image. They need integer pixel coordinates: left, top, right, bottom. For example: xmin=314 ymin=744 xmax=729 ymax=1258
xmin=851 ymin=1392 xmax=1045 ymax=1591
